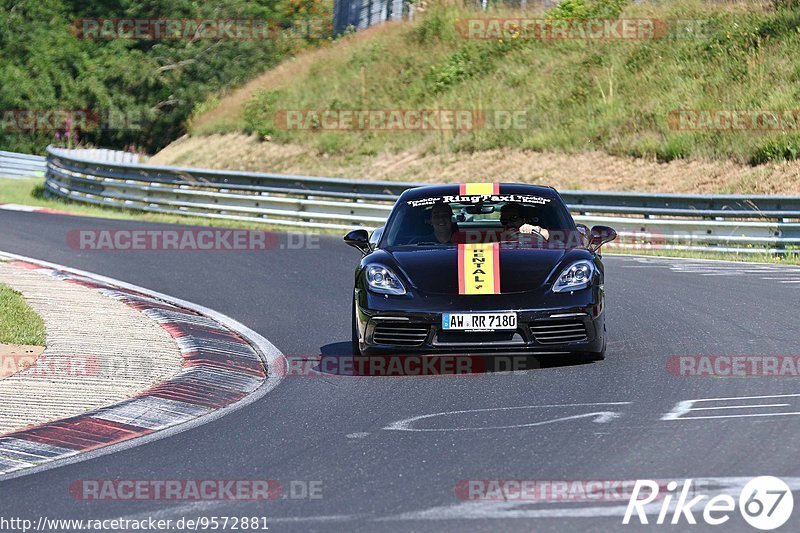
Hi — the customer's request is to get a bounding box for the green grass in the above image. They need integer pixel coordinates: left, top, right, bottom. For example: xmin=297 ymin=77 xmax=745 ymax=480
xmin=0 ymin=282 xmax=46 ymax=346
xmin=193 ymin=0 xmax=800 ymax=165
xmin=607 ymin=247 xmax=800 ymax=265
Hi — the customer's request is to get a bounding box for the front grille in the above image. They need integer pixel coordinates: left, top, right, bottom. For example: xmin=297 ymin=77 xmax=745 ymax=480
xmin=435 ymin=330 xmax=524 ymax=346
xmin=372 ymin=322 xmax=429 ymax=347
xmin=530 ymin=319 xmax=588 ymax=344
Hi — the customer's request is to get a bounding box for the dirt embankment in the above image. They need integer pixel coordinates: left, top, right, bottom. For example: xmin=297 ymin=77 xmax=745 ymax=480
xmin=151 ymin=133 xmax=800 ymax=194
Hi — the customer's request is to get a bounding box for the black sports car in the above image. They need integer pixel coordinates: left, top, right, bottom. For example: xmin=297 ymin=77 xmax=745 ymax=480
xmin=344 ymin=183 xmax=617 ymax=358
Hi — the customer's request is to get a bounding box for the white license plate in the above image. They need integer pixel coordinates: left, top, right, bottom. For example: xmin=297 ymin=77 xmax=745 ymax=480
xmin=442 ymin=312 xmax=517 ymax=331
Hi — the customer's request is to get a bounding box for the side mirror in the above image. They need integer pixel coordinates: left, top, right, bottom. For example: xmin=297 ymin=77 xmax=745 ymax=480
xmin=344 ymin=229 xmax=370 ymax=256
xmin=589 ymin=225 xmax=617 ymax=252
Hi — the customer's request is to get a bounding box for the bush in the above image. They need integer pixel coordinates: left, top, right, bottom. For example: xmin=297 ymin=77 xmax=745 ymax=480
xmin=750 ymin=135 xmax=800 ymax=165
xmin=425 ymin=41 xmax=516 ymax=93
xmin=657 ymin=136 xmax=691 ymax=163
xmin=412 ymin=5 xmax=459 ymax=44
xmin=244 ymin=90 xmax=284 ymax=139
xmin=549 ymin=0 xmax=630 ymax=19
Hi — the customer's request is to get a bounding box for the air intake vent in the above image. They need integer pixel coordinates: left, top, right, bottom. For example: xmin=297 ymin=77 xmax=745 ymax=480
xmin=530 ymin=320 xmax=588 ymax=344
xmin=372 ymin=322 xmax=429 ymax=347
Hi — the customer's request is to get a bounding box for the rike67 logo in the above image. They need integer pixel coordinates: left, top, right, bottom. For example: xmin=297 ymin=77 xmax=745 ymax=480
xmin=624 ymin=477 xmax=793 ymax=530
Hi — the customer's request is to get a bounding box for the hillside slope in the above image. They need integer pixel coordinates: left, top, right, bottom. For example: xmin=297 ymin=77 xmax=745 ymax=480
xmin=153 ymin=0 xmax=800 ymax=192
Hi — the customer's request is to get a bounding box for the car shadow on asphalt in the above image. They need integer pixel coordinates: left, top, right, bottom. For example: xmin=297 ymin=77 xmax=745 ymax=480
xmin=281 ymin=342 xmax=601 ymax=377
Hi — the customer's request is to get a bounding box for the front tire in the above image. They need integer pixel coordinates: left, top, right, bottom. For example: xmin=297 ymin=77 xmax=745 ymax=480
xmin=587 ymin=324 xmax=607 ymax=360
xmin=588 ymin=345 xmax=605 ymax=361
xmin=351 ymin=300 xmax=362 ymax=356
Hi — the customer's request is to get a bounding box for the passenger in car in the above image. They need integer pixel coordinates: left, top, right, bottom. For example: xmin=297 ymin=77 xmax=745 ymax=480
xmin=427 ymin=203 xmax=461 ymax=244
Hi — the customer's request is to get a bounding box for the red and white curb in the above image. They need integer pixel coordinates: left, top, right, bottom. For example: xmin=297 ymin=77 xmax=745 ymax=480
xmin=0 ymin=251 xmax=282 ymax=480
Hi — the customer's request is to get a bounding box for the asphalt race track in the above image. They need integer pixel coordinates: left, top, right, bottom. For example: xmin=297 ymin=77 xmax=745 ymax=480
xmin=2 ymin=209 xmax=800 ymax=532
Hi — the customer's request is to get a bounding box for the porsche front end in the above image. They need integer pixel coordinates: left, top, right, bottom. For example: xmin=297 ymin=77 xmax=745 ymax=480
xmin=345 ymin=183 xmax=616 ymax=359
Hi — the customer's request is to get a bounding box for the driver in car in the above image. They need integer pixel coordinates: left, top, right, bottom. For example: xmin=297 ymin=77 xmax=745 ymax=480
xmin=500 ymin=202 xmax=550 ymax=241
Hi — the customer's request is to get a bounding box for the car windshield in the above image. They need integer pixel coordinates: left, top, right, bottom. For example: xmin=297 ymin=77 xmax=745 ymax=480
xmin=382 ymin=193 xmax=579 ymax=248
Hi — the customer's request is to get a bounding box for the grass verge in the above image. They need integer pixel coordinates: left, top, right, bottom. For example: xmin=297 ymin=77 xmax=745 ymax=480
xmin=0 ymin=282 xmax=46 ymax=346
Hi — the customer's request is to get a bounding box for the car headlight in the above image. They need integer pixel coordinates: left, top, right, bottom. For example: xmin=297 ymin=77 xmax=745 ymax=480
xmin=365 ymin=265 xmax=406 ymax=295
xmin=552 ymin=260 xmax=595 ymax=293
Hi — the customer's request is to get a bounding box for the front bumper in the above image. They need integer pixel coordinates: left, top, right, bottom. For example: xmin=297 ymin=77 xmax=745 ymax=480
xmin=354 ymin=291 xmax=605 ymax=355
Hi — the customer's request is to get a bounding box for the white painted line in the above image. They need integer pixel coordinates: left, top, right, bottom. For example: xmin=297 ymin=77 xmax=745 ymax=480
xmin=684 ymin=270 xmax=777 ymax=275
xmin=663 ymin=394 xmax=800 ymax=421
xmin=682 ymin=393 xmax=800 ymax=402
xmin=0 ymin=250 xmax=284 ymax=482
xmin=384 ymin=403 xmax=630 ymax=432
xmin=687 ymin=403 xmax=790 ymax=411
xmin=611 ymin=253 xmax=800 ymax=269
xmin=693 ymin=266 xmax=778 ymax=270
xmin=675 ymin=412 xmax=800 ymax=420
xmin=683 ymin=267 xmax=777 ymax=271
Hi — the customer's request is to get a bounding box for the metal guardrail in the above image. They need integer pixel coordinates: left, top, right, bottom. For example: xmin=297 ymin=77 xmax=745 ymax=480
xmin=43 ymin=146 xmax=800 ymax=254
xmin=67 ymin=148 xmax=150 ymax=164
xmin=0 ymin=150 xmax=46 ymax=179
xmin=334 ymin=0 xmax=408 ymax=35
